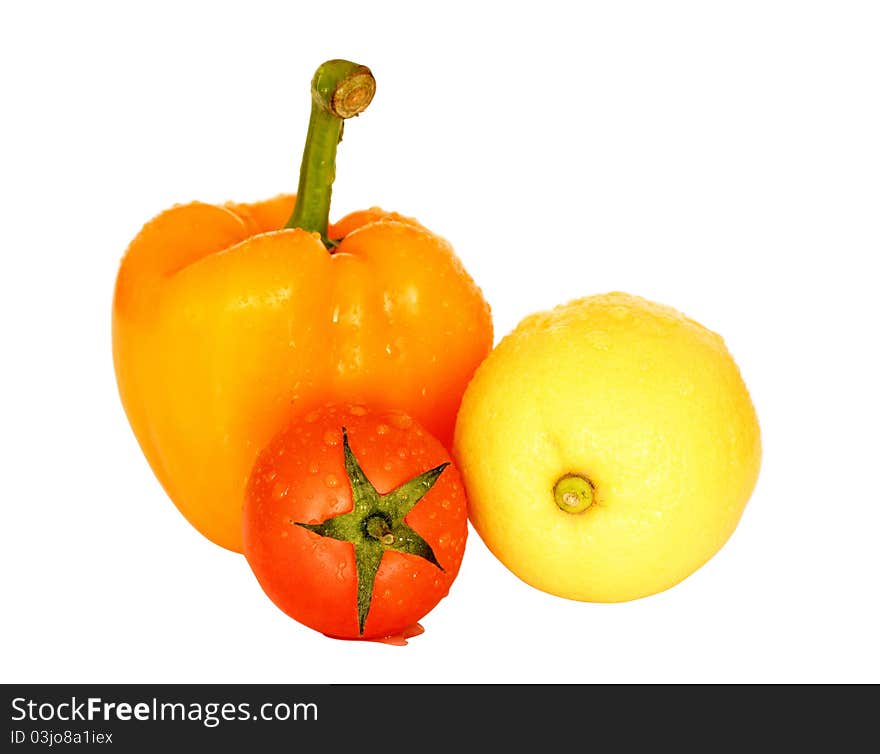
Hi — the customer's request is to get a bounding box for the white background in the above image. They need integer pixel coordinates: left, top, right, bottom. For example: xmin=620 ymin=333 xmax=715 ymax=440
xmin=2 ymin=1 xmax=878 ymax=684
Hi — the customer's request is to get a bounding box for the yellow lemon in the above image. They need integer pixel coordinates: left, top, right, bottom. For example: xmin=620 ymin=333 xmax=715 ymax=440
xmin=453 ymin=292 xmax=761 ymax=602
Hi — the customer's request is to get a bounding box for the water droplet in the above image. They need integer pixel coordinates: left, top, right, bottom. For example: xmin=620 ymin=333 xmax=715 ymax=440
xmin=324 ymin=430 xmax=340 ymax=447
xmin=331 ymin=306 xmax=340 ymax=324
xmin=324 ymin=473 xmax=339 ymax=489
xmin=382 ymin=461 xmax=393 ymax=472
xmin=411 ymin=571 xmax=419 ymax=579
xmin=272 ymin=482 xmax=289 ymax=500
xmin=397 ymin=447 xmax=408 ymax=459
xmin=390 ymin=413 xmax=413 ymax=430
xmin=347 ymin=304 xmax=363 ymax=327
xmin=373 ymin=623 xmax=424 ymax=646
xmin=438 ymin=535 xmax=449 ymax=547
xmin=336 ymin=562 xmax=347 ymax=581
xmin=428 ymin=511 xmax=437 ymax=520
xmin=349 ymin=405 xmax=367 ymax=416
xmin=440 ymin=499 xmax=450 ymax=509
xmin=308 ymin=462 xmax=319 ymax=474
xmin=376 ymin=423 xmax=389 ymax=435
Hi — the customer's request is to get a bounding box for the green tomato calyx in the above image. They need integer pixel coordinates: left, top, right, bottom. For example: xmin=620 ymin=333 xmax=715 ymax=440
xmin=297 ymin=427 xmax=447 ymax=635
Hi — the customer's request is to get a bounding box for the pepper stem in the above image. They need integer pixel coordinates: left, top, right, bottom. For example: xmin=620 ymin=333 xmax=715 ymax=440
xmin=284 ymin=60 xmax=376 ymax=247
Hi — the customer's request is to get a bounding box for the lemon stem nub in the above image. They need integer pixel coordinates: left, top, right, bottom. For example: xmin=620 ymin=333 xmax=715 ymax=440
xmin=554 ymin=474 xmax=595 ymax=514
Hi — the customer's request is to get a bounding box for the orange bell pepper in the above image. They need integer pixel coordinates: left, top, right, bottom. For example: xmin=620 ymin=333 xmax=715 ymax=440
xmin=112 ymin=60 xmax=493 ymax=553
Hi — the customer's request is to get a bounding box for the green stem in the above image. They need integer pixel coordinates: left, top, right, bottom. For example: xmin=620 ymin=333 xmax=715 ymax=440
xmin=365 ymin=514 xmax=393 ymax=544
xmin=284 ymin=59 xmax=376 ymax=247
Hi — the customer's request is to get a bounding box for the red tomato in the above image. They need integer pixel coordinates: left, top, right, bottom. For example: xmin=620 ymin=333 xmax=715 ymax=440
xmin=243 ymin=404 xmax=468 ymax=640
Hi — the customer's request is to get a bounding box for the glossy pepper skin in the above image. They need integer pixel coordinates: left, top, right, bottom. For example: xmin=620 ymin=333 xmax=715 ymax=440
xmin=112 ymin=62 xmax=492 ymax=553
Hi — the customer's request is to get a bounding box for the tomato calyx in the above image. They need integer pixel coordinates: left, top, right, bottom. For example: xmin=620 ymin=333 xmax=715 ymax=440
xmin=296 ymin=427 xmax=448 ymax=635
